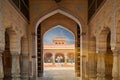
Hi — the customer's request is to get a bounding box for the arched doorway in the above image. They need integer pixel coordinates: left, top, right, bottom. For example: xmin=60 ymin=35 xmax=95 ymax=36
xmin=42 ymin=25 xmax=77 ymax=80
xmin=96 ymin=27 xmax=113 ymax=80
xmin=44 ymin=53 xmax=53 ymax=63
xmin=55 ymin=53 xmax=65 ymax=63
xmin=36 ymin=9 xmax=82 ymax=78
xmin=105 ymin=31 xmax=113 ymax=80
xmin=3 ymin=31 xmax=12 ymax=79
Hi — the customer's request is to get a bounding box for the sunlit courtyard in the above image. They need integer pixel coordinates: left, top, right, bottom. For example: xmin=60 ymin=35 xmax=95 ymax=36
xmin=38 ymin=26 xmax=80 ymax=80
xmin=37 ymin=67 xmax=79 ymax=80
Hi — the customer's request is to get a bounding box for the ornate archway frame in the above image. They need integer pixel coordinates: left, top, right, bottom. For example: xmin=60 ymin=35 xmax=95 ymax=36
xmin=34 ymin=9 xmax=85 ymax=79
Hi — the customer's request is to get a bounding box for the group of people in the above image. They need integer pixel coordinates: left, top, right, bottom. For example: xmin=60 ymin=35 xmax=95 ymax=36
xmin=55 ymin=55 xmax=64 ymax=63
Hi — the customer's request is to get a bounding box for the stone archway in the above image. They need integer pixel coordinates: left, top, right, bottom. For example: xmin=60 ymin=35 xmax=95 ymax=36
xmin=105 ymin=31 xmax=113 ymax=80
xmin=3 ymin=27 xmax=21 ymax=79
xmin=44 ymin=53 xmax=53 ymax=63
xmin=35 ymin=9 xmax=83 ymax=78
xmin=3 ymin=31 xmax=12 ymax=78
xmin=96 ymin=27 xmax=114 ymax=80
xmin=55 ymin=53 xmax=65 ymax=63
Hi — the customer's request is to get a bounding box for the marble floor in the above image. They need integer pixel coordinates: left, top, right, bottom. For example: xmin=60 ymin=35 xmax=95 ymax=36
xmin=37 ymin=67 xmax=80 ymax=80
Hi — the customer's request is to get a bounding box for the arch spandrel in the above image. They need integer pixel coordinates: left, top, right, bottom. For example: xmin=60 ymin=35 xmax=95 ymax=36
xmin=34 ymin=9 xmax=85 ymax=34
xmin=43 ymin=25 xmax=75 ymax=40
xmin=35 ymin=9 xmax=83 ymax=78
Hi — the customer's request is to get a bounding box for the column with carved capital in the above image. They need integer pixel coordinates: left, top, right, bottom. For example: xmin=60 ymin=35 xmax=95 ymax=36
xmin=112 ymin=50 xmax=119 ymax=80
xmin=88 ymin=37 xmax=96 ymax=80
xmin=0 ymin=51 xmax=4 ymax=79
xmin=11 ymin=52 xmax=20 ymax=80
xmin=96 ymin=51 xmax=105 ymax=80
xmin=9 ymin=32 xmax=21 ymax=80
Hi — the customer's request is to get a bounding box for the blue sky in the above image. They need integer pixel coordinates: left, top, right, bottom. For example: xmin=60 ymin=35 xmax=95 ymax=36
xmin=43 ymin=25 xmax=75 ymax=44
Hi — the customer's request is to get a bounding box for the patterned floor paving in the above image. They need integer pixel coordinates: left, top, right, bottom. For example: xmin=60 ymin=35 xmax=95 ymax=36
xmin=37 ymin=67 xmax=80 ymax=80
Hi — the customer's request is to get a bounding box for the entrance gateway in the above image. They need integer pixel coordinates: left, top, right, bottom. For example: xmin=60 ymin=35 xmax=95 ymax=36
xmin=35 ymin=9 xmax=82 ymax=78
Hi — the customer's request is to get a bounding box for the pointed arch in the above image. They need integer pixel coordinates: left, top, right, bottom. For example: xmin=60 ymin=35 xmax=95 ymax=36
xmin=43 ymin=25 xmax=75 ymax=43
xmin=35 ymin=9 xmax=83 ymax=78
xmin=35 ymin=9 xmax=82 ymax=34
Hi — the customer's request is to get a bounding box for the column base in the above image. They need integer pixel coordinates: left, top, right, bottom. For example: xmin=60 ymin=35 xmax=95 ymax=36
xmin=96 ymin=73 xmax=105 ymax=80
xmin=0 ymin=78 xmax=3 ymax=80
xmin=88 ymin=74 xmax=96 ymax=80
xmin=12 ymin=77 xmax=20 ymax=80
xmin=89 ymin=77 xmax=96 ymax=80
xmin=21 ymin=74 xmax=29 ymax=80
xmin=112 ymin=77 xmax=119 ymax=80
xmin=21 ymin=77 xmax=29 ymax=80
xmin=0 ymin=75 xmax=4 ymax=80
xmin=96 ymin=77 xmax=106 ymax=80
xmin=12 ymin=74 xmax=20 ymax=80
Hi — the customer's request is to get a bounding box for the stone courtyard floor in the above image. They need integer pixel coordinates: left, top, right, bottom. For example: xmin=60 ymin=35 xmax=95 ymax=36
xmin=37 ymin=64 xmax=80 ymax=80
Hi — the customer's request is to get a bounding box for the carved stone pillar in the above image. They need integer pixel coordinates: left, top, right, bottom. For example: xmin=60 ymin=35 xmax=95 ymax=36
xmin=52 ymin=53 xmax=55 ymax=65
xmin=88 ymin=54 xmax=96 ymax=80
xmin=0 ymin=16 xmax=5 ymax=79
xmin=96 ymin=51 xmax=105 ymax=80
xmin=0 ymin=51 xmax=4 ymax=79
xmin=65 ymin=53 xmax=67 ymax=64
xmin=112 ymin=50 xmax=119 ymax=80
xmin=0 ymin=3 xmax=5 ymax=79
xmin=11 ymin=53 xmax=20 ymax=80
xmin=96 ymin=53 xmax=101 ymax=80
xmin=22 ymin=54 xmax=29 ymax=80
xmin=21 ymin=38 xmax=29 ymax=80
xmin=88 ymin=37 xmax=96 ymax=80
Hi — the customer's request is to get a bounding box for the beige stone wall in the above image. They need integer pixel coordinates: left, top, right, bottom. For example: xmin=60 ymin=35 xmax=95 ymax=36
xmin=2 ymin=0 xmax=28 ymax=37
xmin=0 ymin=0 xmax=28 ymax=53
xmin=87 ymin=0 xmax=120 ymax=79
xmin=29 ymin=0 xmax=88 ymax=24
xmin=89 ymin=0 xmax=120 ymax=51
xmin=28 ymin=0 xmax=88 ymax=77
xmin=28 ymin=0 xmax=88 ymax=59
xmin=0 ymin=0 xmax=29 ymax=79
